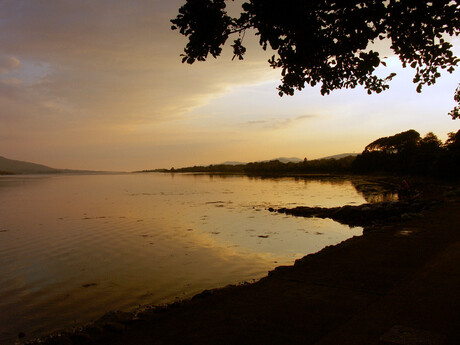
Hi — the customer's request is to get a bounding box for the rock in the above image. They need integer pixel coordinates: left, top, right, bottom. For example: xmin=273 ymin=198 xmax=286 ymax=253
xmin=274 ymin=200 xmax=432 ymax=227
xmin=69 ymin=332 xmax=93 ymax=344
xmin=81 ymin=283 xmax=97 ymax=288
xmin=84 ymin=326 xmax=103 ymax=337
xmin=42 ymin=335 xmax=73 ymax=345
xmin=97 ymin=311 xmax=132 ymax=325
xmin=192 ymin=289 xmax=215 ymax=300
xmin=380 ymin=325 xmax=446 ymax=345
xmin=102 ymin=322 xmax=125 ymax=333
xmin=401 ymin=213 xmax=413 ymax=221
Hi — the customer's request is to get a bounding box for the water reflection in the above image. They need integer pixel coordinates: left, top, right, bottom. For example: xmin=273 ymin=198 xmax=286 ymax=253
xmin=176 ymin=173 xmax=399 ymax=203
xmin=0 ymin=173 xmax=393 ymax=344
xmin=350 ymin=179 xmax=399 ymax=203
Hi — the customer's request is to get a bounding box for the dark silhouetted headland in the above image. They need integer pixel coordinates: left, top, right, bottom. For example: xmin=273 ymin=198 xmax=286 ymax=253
xmin=0 ymin=156 xmax=109 ymax=175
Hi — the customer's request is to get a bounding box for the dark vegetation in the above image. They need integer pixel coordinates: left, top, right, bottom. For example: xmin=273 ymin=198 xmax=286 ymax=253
xmin=143 ymin=155 xmax=356 ymax=175
xmin=172 ymin=0 xmax=460 ymax=118
xmin=352 ymin=129 xmax=460 ymax=178
xmin=169 ymin=1 xmax=460 ymax=174
xmin=146 ymin=129 xmax=460 ymax=179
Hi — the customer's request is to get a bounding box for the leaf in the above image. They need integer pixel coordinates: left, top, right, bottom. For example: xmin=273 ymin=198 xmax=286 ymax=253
xmin=171 ymin=0 xmax=460 ymax=106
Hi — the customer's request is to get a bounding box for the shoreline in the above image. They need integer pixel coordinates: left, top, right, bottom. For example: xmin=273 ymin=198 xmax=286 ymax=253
xmin=26 ymin=183 xmax=460 ymax=345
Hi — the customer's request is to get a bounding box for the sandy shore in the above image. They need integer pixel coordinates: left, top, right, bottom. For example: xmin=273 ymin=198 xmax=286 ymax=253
xmin=28 ymin=182 xmax=460 ymax=345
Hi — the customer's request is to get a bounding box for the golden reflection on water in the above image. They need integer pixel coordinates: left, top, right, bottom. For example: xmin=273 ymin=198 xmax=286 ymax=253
xmin=0 ymin=173 xmax=377 ymax=343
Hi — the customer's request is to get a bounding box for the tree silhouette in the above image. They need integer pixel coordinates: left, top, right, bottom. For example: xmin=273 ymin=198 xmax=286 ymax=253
xmin=449 ymin=85 xmax=460 ymax=119
xmin=353 ymin=129 xmax=460 ymax=177
xmin=172 ymin=0 xmax=459 ymax=117
xmin=364 ymin=129 xmax=420 ymax=154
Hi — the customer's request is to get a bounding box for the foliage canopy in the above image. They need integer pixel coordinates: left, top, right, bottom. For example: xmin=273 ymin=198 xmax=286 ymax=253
xmin=354 ymin=129 xmax=460 ymax=176
xmin=364 ymin=129 xmax=421 ymax=153
xmin=172 ymin=0 xmax=460 ymax=117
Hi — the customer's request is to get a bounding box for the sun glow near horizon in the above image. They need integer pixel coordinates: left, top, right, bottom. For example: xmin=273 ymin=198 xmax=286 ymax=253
xmin=0 ymin=1 xmax=459 ymax=171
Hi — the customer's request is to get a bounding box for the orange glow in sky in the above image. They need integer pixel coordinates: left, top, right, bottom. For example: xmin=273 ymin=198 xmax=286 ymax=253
xmin=0 ymin=1 xmax=459 ymax=171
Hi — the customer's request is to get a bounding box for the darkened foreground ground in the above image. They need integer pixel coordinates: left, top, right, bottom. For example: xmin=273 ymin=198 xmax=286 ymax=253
xmin=29 ymin=183 xmax=460 ymax=345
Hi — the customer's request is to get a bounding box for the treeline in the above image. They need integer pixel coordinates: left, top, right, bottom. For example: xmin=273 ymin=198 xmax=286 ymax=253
xmin=145 ymin=129 xmax=459 ymax=179
xmin=152 ymin=156 xmax=356 ymax=175
xmin=352 ymin=129 xmax=460 ymax=178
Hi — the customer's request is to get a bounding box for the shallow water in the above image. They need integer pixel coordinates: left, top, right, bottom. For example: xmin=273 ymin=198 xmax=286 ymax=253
xmin=0 ymin=173 xmax=381 ymax=343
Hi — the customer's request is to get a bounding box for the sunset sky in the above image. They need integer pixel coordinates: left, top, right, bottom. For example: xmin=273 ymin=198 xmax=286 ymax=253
xmin=1 ymin=0 xmax=459 ymax=171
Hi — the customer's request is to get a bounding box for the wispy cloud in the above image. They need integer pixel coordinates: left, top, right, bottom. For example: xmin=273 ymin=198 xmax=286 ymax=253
xmin=243 ymin=114 xmax=316 ymax=129
xmin=0 ymin=0 xmax=458 ymax=170
xmin=246 ymin=120 xmax=268 ymax=125
xmin=0 ymin=56 xmax=21 ymax=74
xmin=0 ymin=0 xmax=278 ymax=169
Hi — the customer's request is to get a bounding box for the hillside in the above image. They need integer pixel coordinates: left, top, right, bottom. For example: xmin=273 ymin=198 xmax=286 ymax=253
xmin=0 ymin=156 xmax=102 ymax=175
xmin=0 ymin=156 xmax=61 ymax=174
xmin=219 ymin=157 xmax=303 ymax=166
xmin=219 ymin=155 xmax=355 ymax=167
xmin=319 ymin=153 xmax=358 ymax=160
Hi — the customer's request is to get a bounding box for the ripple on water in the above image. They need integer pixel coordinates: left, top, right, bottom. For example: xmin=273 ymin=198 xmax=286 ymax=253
xmin=0 ymin=174 xmax=367 ymax=344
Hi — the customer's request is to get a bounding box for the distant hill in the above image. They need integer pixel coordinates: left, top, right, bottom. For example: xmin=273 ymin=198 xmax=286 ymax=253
xmin=152 ymin=153 xmax=357 ymax=174
xmin=219 ymin=156 xmax=356 ymax=166
xmin=0 ymin=156 xmax=102 ymax=174
xmin=219 ymin=157 xmax=303 ymax=166
xmin=267 ymin=157 xmax=303 ymax=163
xmin=219 ymin=161 xmax=246 ymax=166
xmin=0 ymin=156 xmax=61 ymax=174
xmin=317 ymin=153 xmax=358 ymax=160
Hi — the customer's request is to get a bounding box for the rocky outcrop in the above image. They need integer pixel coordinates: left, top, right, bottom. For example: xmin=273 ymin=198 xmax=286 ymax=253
xmin=271 ymin=200 xmax=438 ymax=227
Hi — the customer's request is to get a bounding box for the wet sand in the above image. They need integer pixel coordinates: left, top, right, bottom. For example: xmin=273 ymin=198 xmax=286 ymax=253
xmin=28 ymin=184 xmax=460 ymax=345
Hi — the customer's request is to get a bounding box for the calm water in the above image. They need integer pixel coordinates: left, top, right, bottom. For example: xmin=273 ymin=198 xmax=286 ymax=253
xmin=0 ymin=173 xmax=382 ymax=343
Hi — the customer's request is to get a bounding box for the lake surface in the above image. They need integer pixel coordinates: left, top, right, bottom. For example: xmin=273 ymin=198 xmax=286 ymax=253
xmin=0 ymin=173 xmax=389 ymax=343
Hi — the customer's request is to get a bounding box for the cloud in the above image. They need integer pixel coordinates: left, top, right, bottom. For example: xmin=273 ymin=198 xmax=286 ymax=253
xmin=0 ymin=0 xmax=274 ymax=126
xmin=1 ymin=0 xmax=458 ymax=170
xmin=0 ymin=56 xmax=21 ymax=74
xmin=0 ymin=1 xmax=275 ymax=144
xmin=246 ymin=120 xmax=268 ymax=125
xmin=0 ymin=78 xmax=22 ymax=86
xmin=243 ymin=114 xmax=316 ymax=130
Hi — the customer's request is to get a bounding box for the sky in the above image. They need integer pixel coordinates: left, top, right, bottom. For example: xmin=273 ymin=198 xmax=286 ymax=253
xmin=0 ymin=0 xmax=459 ymax=171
